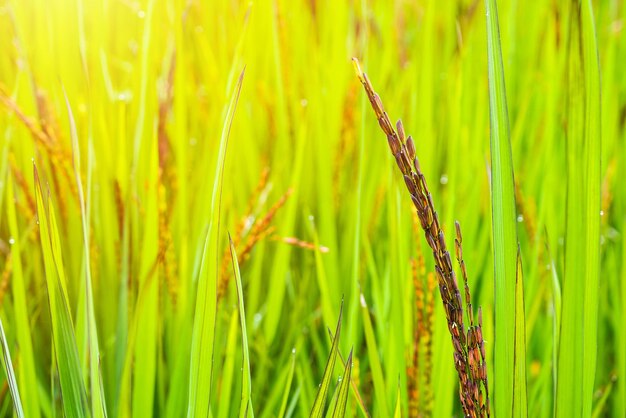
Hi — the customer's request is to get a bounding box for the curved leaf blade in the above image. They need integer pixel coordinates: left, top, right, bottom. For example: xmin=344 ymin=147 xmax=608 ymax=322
xmin=310 ymin=301 xmax=343 ymax=418
xmin=34 ymin=166 xmax=90 ymax=418
xmin=229 ymin=235 xmax=254 ymax=418
xmin=330 ymin=349 xmax=353 ymax=418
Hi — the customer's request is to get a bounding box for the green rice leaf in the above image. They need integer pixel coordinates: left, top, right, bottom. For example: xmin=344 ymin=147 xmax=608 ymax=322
xmin=6 ymin=175 xmax=40 ymax=418
xmin=513 ymin=246 xmax=527 ymax=418
xmin=229 ymin=235 xmax=254 ymax=418
xmin=327 ymin=329 xmax=370 ymax=418
xmin=485 ymin=0 xmax=519 ymax=415
xmin=330 ymin=348 xmax=353 ymax=418
xmin=64 ymin=89 xmax=107 ymax=418
xmin=591 ymin=375 xmax=615 ymax=418
xmin=359 ymin=293 xmax=389 ymax=417
xmin=310 ymin=301 xmax=343 ymax=418
xmin=0 ymin=317 xmax=24 ymax=418
xmin=34 ymin=165 xmax=90 ymax=418
xmin=393 ymin=382 xmax=402 ymax=418
xmin=277 ymin=348 xmax=297 ymax=418
xmin=556 ymin=1 xmax=602 ymax=417
xmin=187 ymin=67 xmax=245 ymax=418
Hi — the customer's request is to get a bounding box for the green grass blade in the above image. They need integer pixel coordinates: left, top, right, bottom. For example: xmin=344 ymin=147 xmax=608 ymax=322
xmin=229 ymin=235 xmax=254 ymax=418
xmin=0 ymin=317 xmax=24 ymax=418
xmin=63 ymin=89 xmax=107 ymax=418
xmin=328 ymin=332 xmax=370 ymax=418
xmin=485 ymin=0 xmax=519 ymax=415
xmin=277 ymin=349 xmax=297 ymax=418
xmin=513 ymin=247 xmax=527 ymax=418
xmin=310 ymin=301 xmax=343 ymax=418
xmin=187 ymin=68 xmax=245 ymax=418
xmin=330 ymin=348 xmax=353 ymax=418
xmin=34 ymin=166 xmax=89 ymax=418
xmin=217 ymin=312 xmax=239 ymax=418
xmin=591 ymin=376 xmax=615 ymax=418
xmin=6 ymin=175 xmax=40 ymax=418
xmin=359 ymin=293 xmax=389 ymax=417
xmin=393 ymin=382 xmax=401 ymax=418
xmin=556 ymin=1 xmax=601 ymax=417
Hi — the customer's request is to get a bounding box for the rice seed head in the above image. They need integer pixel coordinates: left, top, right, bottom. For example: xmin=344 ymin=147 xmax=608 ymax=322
xmin=396 ymin=120 xmax=406 ymax=144
xmin=354 ymin=58 xmax=490 ymax=418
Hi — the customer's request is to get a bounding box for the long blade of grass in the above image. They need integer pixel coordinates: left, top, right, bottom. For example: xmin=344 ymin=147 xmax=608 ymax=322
xmin=277 ymin=349 xmax=297 ymax=418
xmin=393 ymin=383 xmax=402 ymax=418
xmin=187 ymin=67 xmax=245 ymax=418
xmin=513 ymin=247 xmax=527 ymax=418
xmin=591 ymin=376 xmax=615 ymax=418
xmin=217 ymin=312 xmax=239 ymax=418
xmin=310 ymin=301 xmax=343 ymax=418
xmin=63 ymin=89 xmax=107 ymax=418
xmin=6 ymin=175 xmax=40 ymax=418
xmin=485 ymin=0 xmax=519 ymax=415
xmin=229 ymin=235 xmax=254 ymax=418
xmin=327 ymin=330 xmax=370 ymax=418
xmin=34 ymin=166 xmax=89 ymax=418
xmin=0 ymin=317 xmax=24 ymax=418
xmin=556 ymin=1 xmax=601 ymax=416
xmin=359 ymin=293 xmax=389 ymax=417
xmin=330 ymin=348 xmax=353 ymax=418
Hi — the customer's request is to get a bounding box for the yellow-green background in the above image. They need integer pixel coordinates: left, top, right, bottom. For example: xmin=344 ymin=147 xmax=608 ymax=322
xmin=0 ymin=0 xmax=623 ymax=416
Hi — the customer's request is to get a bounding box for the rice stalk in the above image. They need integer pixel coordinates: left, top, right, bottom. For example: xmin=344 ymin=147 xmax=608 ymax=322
xmin=157 ymin=169 xmax=178 ymax=307
xmin=217 ymin=186 xmax=292 ymax=301
xmin=354 ymin=58 xmax=489 ymax=418
xmin=8 ymin=154 xmax=36 ymax=218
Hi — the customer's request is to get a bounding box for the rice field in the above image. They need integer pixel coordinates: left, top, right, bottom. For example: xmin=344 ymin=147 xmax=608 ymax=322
xmin=0 ymin=0 xmax=624 ymax=417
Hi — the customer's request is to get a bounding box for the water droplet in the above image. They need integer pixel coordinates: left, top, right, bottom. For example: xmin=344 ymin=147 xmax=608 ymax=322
xmin=128 ymin=40 xmax=138 ymax=54
xmin=291 ymin=347 xmax=296 ymax=354
xmin=517 ymin=215 xmax=524 ymax=222
xmin=253 ymin=313 xmax=263 ymax=328
xmin=300 ymin=98 xmax=308 ymax=107
xmin=117 ymin=91 xmax=132 ymax=102
xmin=8 ymin=237 xmax=15 ymax=245
xmin=600 ymin=210 xmax=605 ymax=217
xmin=137 ymin=10 xmax=145 ymax=18
xmin=440 ymin=174 xmax=448 ymax=185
